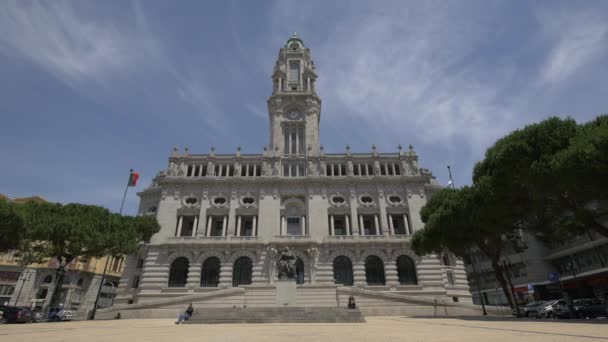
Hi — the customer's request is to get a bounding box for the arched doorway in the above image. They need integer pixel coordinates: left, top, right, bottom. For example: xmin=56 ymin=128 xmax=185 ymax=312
xmin=333 ymin=256 xmax=353 ymax=286
xmin=365 ymin=255 xmax=385 ymax=285
xmin=396 ymin=255 xmax=418 ymax=285
xmin=232 ymin=256 xmax=252 ymax=287
xmin=168 ymin=257 xmax=189 ymax=287
xmin=200 ymin=257 xmax=221 ymax=287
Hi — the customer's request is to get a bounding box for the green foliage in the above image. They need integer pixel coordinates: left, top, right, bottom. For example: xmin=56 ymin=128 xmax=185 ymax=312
xmin=0 ymin=199 xmax=25 ymax=253
xmin=11 ymin=201 xmax=160 ymax=265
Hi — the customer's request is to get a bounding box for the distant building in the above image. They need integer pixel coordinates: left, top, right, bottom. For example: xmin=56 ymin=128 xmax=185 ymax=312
xmin=465 ymin=231 xmax=608 ymax=307
xmin=112 ymin=35 xmax=474 ymax=317
xmin=0 ymin=194 xmax=124 ymax=313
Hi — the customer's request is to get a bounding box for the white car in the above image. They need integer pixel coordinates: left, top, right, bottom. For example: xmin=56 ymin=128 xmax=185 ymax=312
xmin=47 ymin=307 xmax=73 ymax=322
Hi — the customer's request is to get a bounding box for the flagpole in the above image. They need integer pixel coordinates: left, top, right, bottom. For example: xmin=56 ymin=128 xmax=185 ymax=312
xmin=90 ymin=169 xmax=133 ymax=320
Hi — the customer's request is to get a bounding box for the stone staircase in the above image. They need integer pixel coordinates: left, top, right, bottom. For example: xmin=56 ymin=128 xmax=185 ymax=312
xmin=183 ymin=307 xmax=366 ymax=324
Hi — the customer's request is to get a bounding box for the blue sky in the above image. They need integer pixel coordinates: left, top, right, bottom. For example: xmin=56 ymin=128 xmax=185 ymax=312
xmin=1 ymin=0 xmax=607 ymax=215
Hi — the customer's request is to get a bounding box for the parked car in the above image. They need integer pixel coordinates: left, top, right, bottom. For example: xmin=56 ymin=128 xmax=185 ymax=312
xmin=515 ymin=301 xmax=548 ymax=317
xmin=537 ymin=299 xmax=567 ymax=318
xmin=573 ymin=299 xmax=608 ymax=318
xmin=0 ymin=306 xmax=34 ymax=323
xmin=47 ymin=307 xmax=73 ymax=322
xmin=31 ymin=309 xmax=44 ymax=323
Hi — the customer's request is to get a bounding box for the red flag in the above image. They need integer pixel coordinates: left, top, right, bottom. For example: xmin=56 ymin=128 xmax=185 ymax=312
xmin=128 ymin=171 xmax=139 ymax=186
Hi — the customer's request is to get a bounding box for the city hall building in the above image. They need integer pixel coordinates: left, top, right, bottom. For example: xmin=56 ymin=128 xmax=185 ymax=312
xmin=108 ymin=35 xmax=476 ymax=317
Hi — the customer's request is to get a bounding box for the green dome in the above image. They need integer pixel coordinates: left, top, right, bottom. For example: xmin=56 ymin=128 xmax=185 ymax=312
xmin=285 ymin=33 xmax=304 ymax=48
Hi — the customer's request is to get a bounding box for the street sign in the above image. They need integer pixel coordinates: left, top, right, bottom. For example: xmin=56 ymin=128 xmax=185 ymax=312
xmin=527 ymin=283 xmax=535 ymax=293
xmin=548 ymin=272 xmax=560 ymax=283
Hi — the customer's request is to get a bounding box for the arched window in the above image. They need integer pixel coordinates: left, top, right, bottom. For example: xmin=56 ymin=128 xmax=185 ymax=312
xmin=333 ymin=256 xmax=353 ymax=286
xmin=232 ymin=257 xmax=252 ymax=287
xmin=365 ymin=255 xmax=385 ymax=285
xmin=201 ymin=257 xmax=221 ymax=287
xmin=397 ymin=255 xmax=418 ymax=285
xmin=295 ymin=257 xmax=305 ymax=285
xmin=168 ymin=257 xmax=189 ymax=287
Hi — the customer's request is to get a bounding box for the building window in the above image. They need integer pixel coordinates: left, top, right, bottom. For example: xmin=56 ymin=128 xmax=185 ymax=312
xmin=283 ymin=162 xmax=305 ymax=177
xmin=179 ymin=216 xmax=196 ymax=237
xmin=326 ymin=163 xmax=346 ymax=176
xmin=333 ymin=256 xmax=353 ymax=286
xmin=210 ymin=217 xmax=225 ymax=237
xmin=286 ymin=217 xmax=301 ymax=235
xmin=168 ymin=257 xmax=189 ymax=288
xmin=361 ymin=215 xmax=379 ymax=235
xmin=240 ymin=216 xmax=256 ymax=236
xmin=132 ymin=276 xmax=140 ymax=289
xmin=289 ymin=61 xmax=300 ymax=82
xmin=295 ymin=257 xmax=305 ymax=285
xmin=112 ymin=257 xmax=123 ymax=272
xmin=43 ymin=275 xmax=53 ymax=283
xmin=136 ymin=257 xmax=144 ymax=269
xmin=396 ymin=255 xmax=417 ymax=285
xmin=365 ymin=255 xmax=385 ymax=286
xmin=200 ymin=257 xmax=221 ymax=288
xmin=241 ymin=164 xmax=261 ymax=177
xmin=391 ymin=214 xmax=408 ymax=235
xmin=331 ymin=216 xmax=347 ymax=236
xmin=232 ymin=257 xmax=253 ymax=287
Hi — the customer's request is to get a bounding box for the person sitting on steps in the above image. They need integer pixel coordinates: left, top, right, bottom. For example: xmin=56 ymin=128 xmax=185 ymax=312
xmin=175 ymin=303 xmax=194 ymax=324
xmin=348 ymin=295 xmax=356 ymax=309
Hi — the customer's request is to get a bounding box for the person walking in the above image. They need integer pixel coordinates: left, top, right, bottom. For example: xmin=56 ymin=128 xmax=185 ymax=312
xmin=175 ymin=303 xmax=194 ymax=324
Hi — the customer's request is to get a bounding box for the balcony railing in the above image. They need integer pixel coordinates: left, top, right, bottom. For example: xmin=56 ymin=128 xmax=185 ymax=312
xmin=273 ymin=235 xmax=311 ymax=240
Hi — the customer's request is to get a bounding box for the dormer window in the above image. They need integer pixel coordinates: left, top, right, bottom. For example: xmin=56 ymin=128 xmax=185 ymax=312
xmin=289 ymin=61 xmax=300 ymax=82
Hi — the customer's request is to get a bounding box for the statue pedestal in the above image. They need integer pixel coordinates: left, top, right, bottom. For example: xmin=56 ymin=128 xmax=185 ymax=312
xmin=275 ymin=279 xmax=297 ymax=307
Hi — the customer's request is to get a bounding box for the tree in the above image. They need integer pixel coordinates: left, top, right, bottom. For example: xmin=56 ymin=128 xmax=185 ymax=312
xmin=411 ymin=185 xmax=524 ymax=308
xmin=13 ymin=200 xmax=160 ymax=309
xmin=0 ymin=199 xmax=24 ymax=253
xmin=548 ymin=115 xmax=608 ymax=239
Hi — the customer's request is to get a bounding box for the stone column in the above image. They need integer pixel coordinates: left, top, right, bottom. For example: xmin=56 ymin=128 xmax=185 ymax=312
xmin=221 ymin=216 xmax=227 ymax=237
xmin=301 ymin=216 xmax=306 ymax=235
xmin=353 ymin=261 xmax=366 ymax=286
xmin=252 ymin=216 xmax=257 ymax=236
xmin=385 ymin=261 xmax=399 ymax=287
xmin=186 ymin=261 xmax=201 ymax=289
xmin=374 ymin=215 xmax=380 ymax=235
xmin=388 ymin=214 xmax=394 ymax=236
xmin=345 ymin=215 xmax=351 ymax=235
xmin=404 ymin=214 xmax=410 ymax=235
xmin=359 ymin=215 xmax=365 ymax=236
xmin=236 ymin=216 xmax=241 ymax=236
xmin=281 ymin=216 xmax=286 ymax=236
xmin=329 ymin=215 xmax=335 ymax=236
xmin=218 ymin=261 xmax=234 ymax=288
xmin=192 ymin=216 xmax=198 ymax=237
xmin=206 ymin=216 xmax=212 ymax=237
xmin=176 ymin=216 xmax=183 ymax=237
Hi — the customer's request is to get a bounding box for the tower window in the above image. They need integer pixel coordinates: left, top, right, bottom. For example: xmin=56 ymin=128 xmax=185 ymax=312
xmin=289 ymin=61 xmax=300 ymax=82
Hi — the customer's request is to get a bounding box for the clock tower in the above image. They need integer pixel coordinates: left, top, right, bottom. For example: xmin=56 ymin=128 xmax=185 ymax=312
xmin=267 ymin=34 xmax=321 ymax=157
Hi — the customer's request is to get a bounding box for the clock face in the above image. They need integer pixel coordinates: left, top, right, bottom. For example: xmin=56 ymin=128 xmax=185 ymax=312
xmin=288 ymin=111 xmax=302 ymax=120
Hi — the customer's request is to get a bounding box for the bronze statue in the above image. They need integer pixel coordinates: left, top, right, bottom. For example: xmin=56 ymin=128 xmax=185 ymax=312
xmin=277 ymin=247 xmax=297 ymax=279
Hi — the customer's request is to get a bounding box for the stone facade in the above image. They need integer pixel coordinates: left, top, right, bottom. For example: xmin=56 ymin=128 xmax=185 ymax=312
xmin=115 ymin=35 xmax=472 ymax=313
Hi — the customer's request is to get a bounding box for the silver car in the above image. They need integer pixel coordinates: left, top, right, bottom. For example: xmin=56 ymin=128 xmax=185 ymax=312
xmin=537 ymin=299 xmax=566 ymax=318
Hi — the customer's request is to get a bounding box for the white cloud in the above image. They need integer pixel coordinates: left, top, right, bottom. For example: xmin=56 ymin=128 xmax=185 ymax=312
xmin=0 ymin=1 xmax=156 ymax=87
xmin=538 ymin=10 xmax=608 ymax=84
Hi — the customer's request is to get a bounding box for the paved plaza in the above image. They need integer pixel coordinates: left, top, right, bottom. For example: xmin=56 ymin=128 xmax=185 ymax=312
xmin=1 ymin=317 xmax=607 ymax=342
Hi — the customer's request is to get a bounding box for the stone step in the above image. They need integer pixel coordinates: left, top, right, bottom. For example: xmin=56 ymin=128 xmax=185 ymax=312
xmin=184 ymin=307 xmax=366 ymax=324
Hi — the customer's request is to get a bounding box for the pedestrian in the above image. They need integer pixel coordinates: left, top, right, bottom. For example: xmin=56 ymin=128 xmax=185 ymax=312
xmin=175 ymin=303 xmax=194 ymax=324
xmin=348 ymin=295 xmax=356 ymax=309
